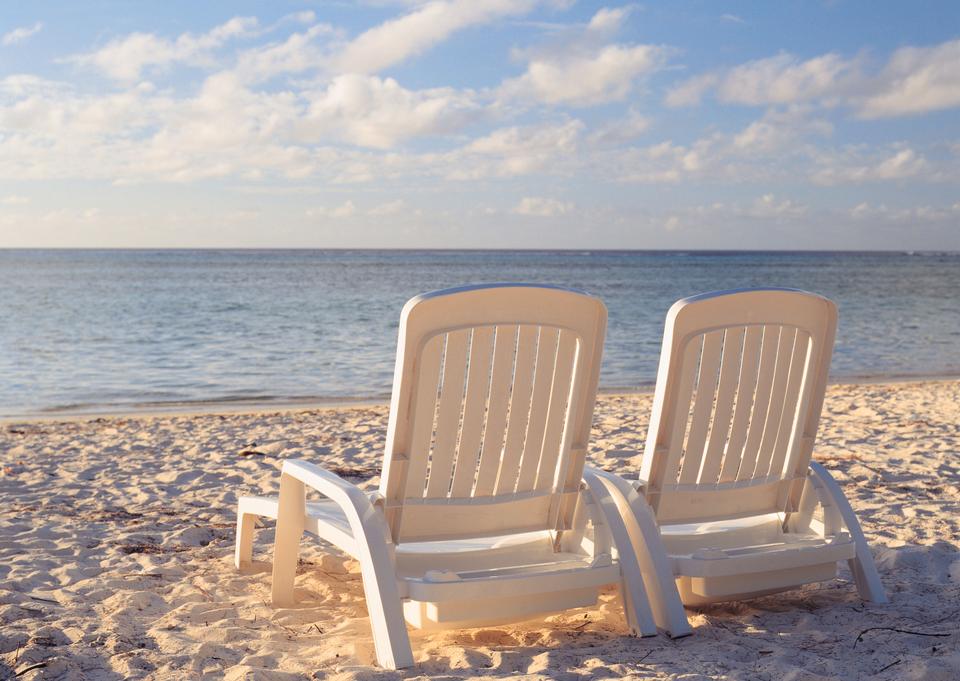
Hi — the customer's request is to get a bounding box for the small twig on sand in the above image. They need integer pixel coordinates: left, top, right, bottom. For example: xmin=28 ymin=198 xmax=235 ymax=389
xmin=28 ymin=595 xmax=60 ymax=605
xmin=15 ymin=662 xmax=48 ymax=677
xmin=854 ymin=627 xmax=951 ymax=648
xmin=636 ymin=650 xmax=654 ymax=665
xmin=876 ymin=659 xmax=902 ymax=674
xmin=277 ymin=622 xmax=299 ymax=637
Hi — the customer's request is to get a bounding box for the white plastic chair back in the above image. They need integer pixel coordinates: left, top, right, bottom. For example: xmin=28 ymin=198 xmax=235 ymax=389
xmin=379 ymin=284 xmax=607 ymax=544
xmin=639 ymin=288 xmax=837 ymax=524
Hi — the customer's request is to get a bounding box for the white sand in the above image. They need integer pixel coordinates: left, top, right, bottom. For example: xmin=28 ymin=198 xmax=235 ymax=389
xmin=2 ymin=381 xmax=958 ymax=680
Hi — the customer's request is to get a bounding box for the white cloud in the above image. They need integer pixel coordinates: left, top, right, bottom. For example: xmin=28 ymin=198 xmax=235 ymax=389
xmin=500 ymin=7 xmax=666 ymax=106
xmin=307 ymin=200 xmax=356 ymax=218
xmin=2 ymin=22 xmax=43 ymax=46
xmin=331 ymin=200 xmax=356 ymax=217
xmin=678 ymin=195 xmax=807 ymax=221
xmin=666 ymin=52 xmax=855 ymax=108
xmin=812 ymin=147 xmax=928 ymax=185
xmin=666 ymin=38 xmax=960 ymax=119
xmin=452 ymin=119 xmax=583 ymax=178
xmin=720 ymin=14 xmax=745 ymax=25
xmin=587 ymin=6 xmax=633 ymax=33
xmin=368 ymin=199 xmax=406 ymax=216
xmin=614 ymin=137 xmax=722 ymax=183
xmin=69 ymin=17 xmax=259 ymax=81
xmin=301 ymin=74 xmax=480 ymax=149
xmin=858 ymin=39 xmax=960 ymax=118
xmin=664 ymin=73 xmax=717 ymax=107
xmin=333 ymin=0 xmax=539 ymax=74
xmin=732 ymin=107 xmax=832 ymax=153
xmin=744 ymin=194 xmax=807 ymax=219
xmin=513 ymin=196 xmax=574 ymax=216
xmin=717 ymin=52 xmax=855 ymax=105
xmin=233 ymin=24 xmax=336 ymax=83
xmin=848 ymin=201 xmax=960 ymax=222
xmin=1 ymin=194 xmax=29 ymax=205
xmin=502 ymin=43 xmax=666 ymax=106
xmin=588 ymin=108 xmax=651 ymax=145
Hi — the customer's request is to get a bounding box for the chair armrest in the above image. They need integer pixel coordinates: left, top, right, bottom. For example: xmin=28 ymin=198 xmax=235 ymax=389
xmin=272 ymin=458 xmax=413 ymax=666
xmin=585 ymin=465 xmax=649 ymax=501
xmin=280 ymin=458 xmax=382 ymax=516
xmin=582 ymin=465 xmax=692 ymax=636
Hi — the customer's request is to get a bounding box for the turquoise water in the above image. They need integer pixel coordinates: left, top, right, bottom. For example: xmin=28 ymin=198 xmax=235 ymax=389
xmin=0 ymin=249 xmax=957 ymax=416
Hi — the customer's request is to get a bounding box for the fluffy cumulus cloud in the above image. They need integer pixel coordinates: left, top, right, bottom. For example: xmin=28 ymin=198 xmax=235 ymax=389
xmin=666 ymin=37 xmax=960 ymax=120
xmin=300 ymin=74 xmax=480 ymax=149
xmin=500 ymin=7 xmax=668 ymax=106
xmin=858 ymin=39 xmax=960 ymax=118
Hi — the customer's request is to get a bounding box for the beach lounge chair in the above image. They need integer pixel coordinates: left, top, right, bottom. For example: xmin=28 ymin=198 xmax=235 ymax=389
xmin=586 ymin=288 xmax=886 ymax=626
xmin=234 ymin=284 xmax=671 ymax=669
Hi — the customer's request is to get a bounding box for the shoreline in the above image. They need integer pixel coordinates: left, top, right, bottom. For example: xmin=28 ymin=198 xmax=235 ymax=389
xmin=3 ymin=372 xmax=960 ymax=423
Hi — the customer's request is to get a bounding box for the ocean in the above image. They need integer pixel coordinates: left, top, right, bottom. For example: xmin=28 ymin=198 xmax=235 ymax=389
xmin=1 ymin=249 xmax=957 ymax=417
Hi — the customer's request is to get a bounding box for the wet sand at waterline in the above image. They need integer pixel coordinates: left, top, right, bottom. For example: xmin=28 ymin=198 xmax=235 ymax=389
xmin=2 ymin=381 xmax=958 ymax=680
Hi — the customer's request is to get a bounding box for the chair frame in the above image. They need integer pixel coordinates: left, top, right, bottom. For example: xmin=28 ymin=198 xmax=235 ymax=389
xmin=235 ymin=284 xmax=678 ymax=669
xmin=620 ymin=288 xmax=886 ymax=614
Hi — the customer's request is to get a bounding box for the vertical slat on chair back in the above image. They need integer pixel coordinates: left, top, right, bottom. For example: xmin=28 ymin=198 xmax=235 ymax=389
xmin=639 ymin=289 xmax=837 ymax=524
xmin=379 ymin=285 xmax=607 ymax=543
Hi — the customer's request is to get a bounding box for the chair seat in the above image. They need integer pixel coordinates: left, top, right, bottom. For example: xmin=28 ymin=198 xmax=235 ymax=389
xmin=238 ymin=494 xmax=620 ymax=627
xmin=671 ymin=532 xmax=856 ymax=578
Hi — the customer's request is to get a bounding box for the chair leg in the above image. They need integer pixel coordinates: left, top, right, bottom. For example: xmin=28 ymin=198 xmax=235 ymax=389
xmin=271 ymin=474 xmax=307 ymax=607
xmin=849 ymin=549 xmax=887 ymax=604
xmin=582 ymin=471 xmax=658 ymax=636
xmin=235 ymin=507 xmax=257 ymax=570
xmin=585 ymin=467 xmax=692 ymax=637
xmin=356 ymin=556 xmax=414 ymax=669
xmin=809 ymin=461 xmax=888 ymax=604
xmin=619 ymin=485 xmax=692 ymax=637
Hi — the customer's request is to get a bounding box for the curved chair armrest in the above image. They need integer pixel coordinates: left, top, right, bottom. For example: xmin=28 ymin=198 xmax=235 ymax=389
xmin=280 ymin=458 xmax=382 ymax=515
xmin=272 ymin=458 xmax=413 ymax=668
xmin=583 ymin=465 xmax=691 ymax=636
xmin=808 ymin=461 xmax=888 ymax=604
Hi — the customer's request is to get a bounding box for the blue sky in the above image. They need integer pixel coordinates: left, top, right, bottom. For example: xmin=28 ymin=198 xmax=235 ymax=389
xmin=1 ymin=1 xmax=958 ymax=248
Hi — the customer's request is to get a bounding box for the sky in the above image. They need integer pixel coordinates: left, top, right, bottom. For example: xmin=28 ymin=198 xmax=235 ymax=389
xmin=0 ymin=1 xmax=958 ymax=249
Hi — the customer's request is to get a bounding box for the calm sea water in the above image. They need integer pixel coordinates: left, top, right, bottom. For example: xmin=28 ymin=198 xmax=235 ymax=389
xmin=1 ymin=249 xmax=958 ymax=417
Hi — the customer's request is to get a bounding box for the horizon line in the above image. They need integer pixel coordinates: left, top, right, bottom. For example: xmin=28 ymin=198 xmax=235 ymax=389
xmin=1 ymin=247 xmax=958 ymax=254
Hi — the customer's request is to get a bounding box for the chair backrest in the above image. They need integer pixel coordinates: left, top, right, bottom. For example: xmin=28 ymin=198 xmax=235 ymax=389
xmin=378 ymin=284 xmax=607 ymax=544
xmin=639 ymin=288 xmax=837 ymax=525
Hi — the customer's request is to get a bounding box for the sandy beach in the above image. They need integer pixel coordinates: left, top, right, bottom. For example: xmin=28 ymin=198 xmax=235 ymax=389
xmin=1 ymin=380 xmax=958 ymax=680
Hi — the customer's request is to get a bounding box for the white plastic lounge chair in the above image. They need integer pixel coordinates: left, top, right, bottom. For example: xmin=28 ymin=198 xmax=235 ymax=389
xmin=587 ymin=288 xmax=886 ymax=621
xmin=234 ymin=284 xmax=668 ymax=669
